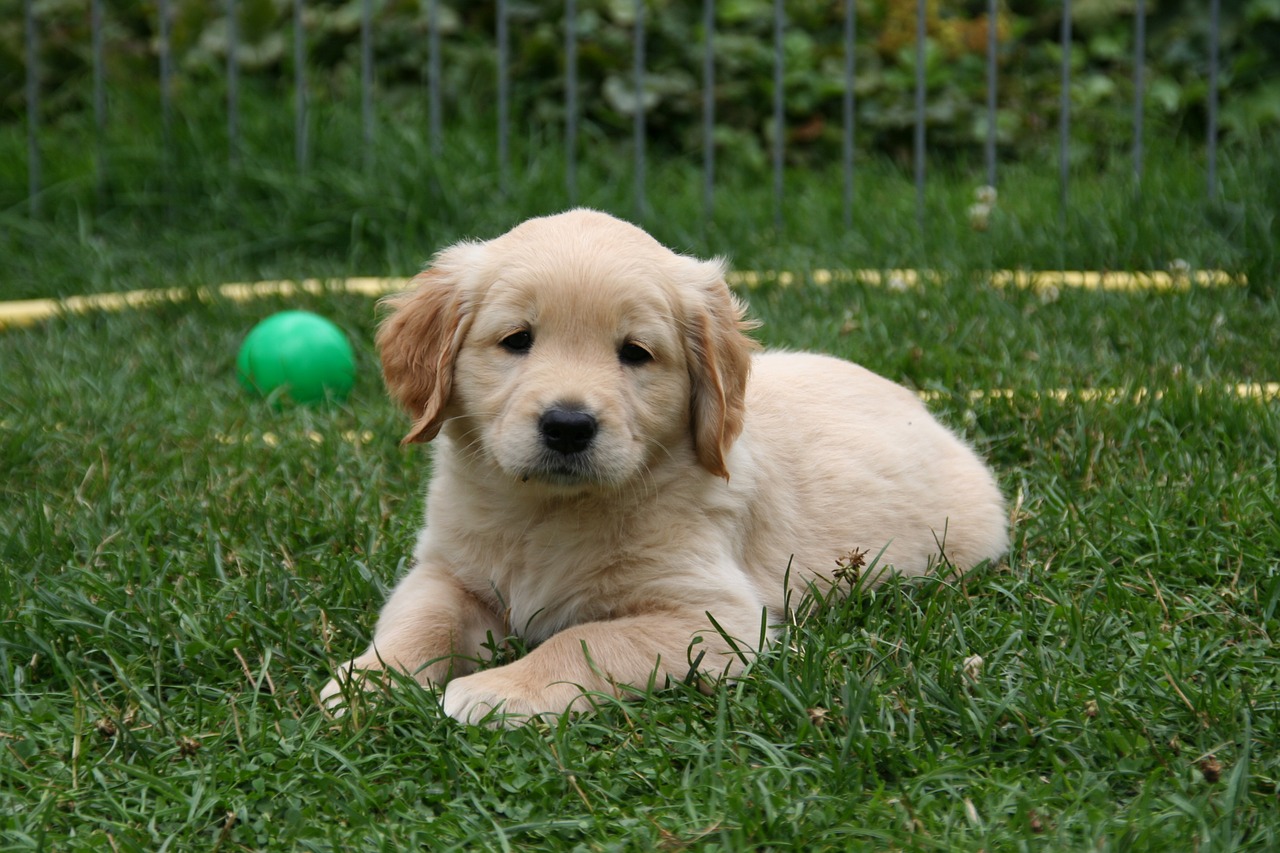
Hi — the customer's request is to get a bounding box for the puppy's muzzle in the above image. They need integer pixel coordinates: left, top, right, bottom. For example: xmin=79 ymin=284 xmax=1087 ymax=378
xmin=539 ymin=406 xmax=598 ymax=456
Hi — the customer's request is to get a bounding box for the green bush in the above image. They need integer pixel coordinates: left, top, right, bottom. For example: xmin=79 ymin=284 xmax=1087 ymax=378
xmin=3 ymin=0 xmax=1277 ymax=167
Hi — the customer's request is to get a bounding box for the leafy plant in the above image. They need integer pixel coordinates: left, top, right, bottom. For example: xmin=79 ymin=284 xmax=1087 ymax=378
xmin=3 ymin=0 xmax=1277 ymax=170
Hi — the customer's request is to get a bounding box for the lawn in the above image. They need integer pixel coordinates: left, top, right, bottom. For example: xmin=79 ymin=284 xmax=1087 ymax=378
xmin=2 ymin=109 xmax=1278 ymax=848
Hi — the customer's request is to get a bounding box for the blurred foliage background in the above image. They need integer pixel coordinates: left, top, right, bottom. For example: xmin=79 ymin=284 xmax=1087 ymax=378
xmin=2 ymin=0 xmax=1276 ymax=171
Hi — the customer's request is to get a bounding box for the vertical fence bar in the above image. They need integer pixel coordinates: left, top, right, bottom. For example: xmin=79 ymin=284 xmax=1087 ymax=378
xmin=159 ymin=0 xmax=172 ymax=174
xmin=842 ymin=0 xmax=855 ymax=230
xmin=1207 ymin=0 xmax=1220 ymax=201
xmin=702 ymin=0 xmax=715 ymax=225
xmin=294 ymin=0 xmax=308 ymax=171
xmin=428 ymin=0 xmax=441 ymax=154
xmin=985 ymin=0 xmax=997 ymax=188
xmin=497 ymin=0 xmax=510 ymax=195
xmin=1132 ymin=0 xmax=1145 ymax=184
xmin=913 ymin=0 xmax=926 ymax=236
xmin=566 ymin=0 xmax=578 ymax=206
xmin=1059 ymin=0 xmax=1072 ymax=234
xmin=227 ymin=0 xmax=239 ymax=166
xmin=772 ymin=0 xmax=784 ymax=231
xmin=92 ymin=0 xmax=106 ymax=201
xmin=361 ymin=0 xmax=374 ymax=172
xmin=24 ymin=0 xmax=40 ymax=215
xmin=633 ymin=0 xmax=646 ymax=219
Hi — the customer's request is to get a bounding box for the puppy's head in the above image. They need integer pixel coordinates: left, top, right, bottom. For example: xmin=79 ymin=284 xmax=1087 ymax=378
xmin=377 ymin=209 xmax=756 ymax=487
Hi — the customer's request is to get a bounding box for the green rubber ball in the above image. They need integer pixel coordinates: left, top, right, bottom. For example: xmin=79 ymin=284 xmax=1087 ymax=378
xmin=236 ymin=311 xmax=356 ymax=405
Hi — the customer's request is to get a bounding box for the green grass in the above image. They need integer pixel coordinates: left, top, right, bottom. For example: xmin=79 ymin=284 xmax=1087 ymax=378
xmin=2 ymin=94 xmax=1279 ymax=849
xmin=3 ymin=83 xmax=1279 ymax=301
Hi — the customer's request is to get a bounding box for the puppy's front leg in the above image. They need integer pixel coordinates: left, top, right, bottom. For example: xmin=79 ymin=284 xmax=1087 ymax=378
xmin=441 ymin=606 xmax=762 ymax=725
xmin=320 ymin=564 xmax=505 ymax=708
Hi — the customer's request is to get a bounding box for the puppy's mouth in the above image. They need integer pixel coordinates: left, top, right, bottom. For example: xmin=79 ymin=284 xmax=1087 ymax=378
xmin=516 ymin=451 xmax=610 ymax=488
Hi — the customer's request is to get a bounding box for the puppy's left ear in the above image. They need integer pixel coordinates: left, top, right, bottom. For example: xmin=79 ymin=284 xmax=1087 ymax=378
xmin=376 ymin=267 xmax=471 ymax=444
xmin=684 ymin=261 xmax=759 ymax=480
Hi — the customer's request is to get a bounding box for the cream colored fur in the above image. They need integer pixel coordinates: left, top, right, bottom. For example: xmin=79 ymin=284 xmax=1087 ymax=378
xmin=320 ymin=209 xmax=1008 ymax=725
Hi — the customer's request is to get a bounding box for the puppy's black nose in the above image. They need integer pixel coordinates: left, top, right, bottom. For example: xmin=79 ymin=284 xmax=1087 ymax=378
xmin=539 ymin=407 xmax=597 ymax=455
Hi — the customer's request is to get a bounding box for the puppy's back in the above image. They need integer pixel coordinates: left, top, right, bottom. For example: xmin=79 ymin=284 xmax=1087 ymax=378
xmin=735 ymin=352 xmax=1008 ymax=592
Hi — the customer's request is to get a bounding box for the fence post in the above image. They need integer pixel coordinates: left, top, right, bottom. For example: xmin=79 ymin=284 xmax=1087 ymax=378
xmin=93 ymin=0 xmax=107 ymax=203
xmin=362 ymin=0 xmax=374 ymax=172
xmin=703 ymin=0 xmax=715 ymax=225
xmin=294 ymin=0 xmax=308 ymax=172
xmin=1058 ymin=0 xmax=1072 ymax=241
xmin=985 ymin=0 xmax=997 ymax=189
xmin=497 ymin=0 xmax=510 ymax=195
xmin=428 ymin=0 xmax=441 ymax=155
xmin=228 ymin=0 xmax=240 ymax=166
xmin=566 ymin=0 xmax=578 ymax=206
xmin=24 ymin=0 xmax=40 ymax=216
xmin=1207 ymin=0 xmax=1220 ymax=201
xmin=842 ymin=0 xmax=855 ymax=230
xmin=913 ymin=0 xmax=926 ymax=238
xmin=633 ymin=0 xmax=646 ymax=219
xmin=159 ymin=0 xmax=172 ymax=181
xmin=1133 ymin=0 xmax=1145 ymax=185
xmin=772 ymin=0 xmax=785 ymax=232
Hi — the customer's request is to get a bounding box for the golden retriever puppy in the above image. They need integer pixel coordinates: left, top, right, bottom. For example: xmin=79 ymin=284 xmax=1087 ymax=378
xmin=321 ymin=209 xmax=1007 ymax=725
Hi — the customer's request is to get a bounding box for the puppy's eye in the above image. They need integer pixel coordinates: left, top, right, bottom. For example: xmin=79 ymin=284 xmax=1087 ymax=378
xmin=619 ymin=342 xmax=654 ymax=366
xmin=500 ymin=330 xmax=533 ymax=354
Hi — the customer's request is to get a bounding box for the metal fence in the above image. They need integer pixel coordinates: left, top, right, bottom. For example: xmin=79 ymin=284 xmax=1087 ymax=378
xmin=19 ymin=0 xmax=1226 ymax=228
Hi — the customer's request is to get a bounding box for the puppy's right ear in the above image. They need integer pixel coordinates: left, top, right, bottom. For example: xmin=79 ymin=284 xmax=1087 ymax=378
xmin=376 ymin=269 xmax=470 ymax=444
xmin=684 ymin=261 xmax=759 ymax=480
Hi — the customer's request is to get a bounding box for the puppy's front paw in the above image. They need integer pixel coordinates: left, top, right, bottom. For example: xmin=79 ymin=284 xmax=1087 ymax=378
xmin=441 ymin=668 xmax=595 ymax=727
xmin=319 ymin=658 xmax=389 ymax=714
xmin=319 ymin=675 xmax=345 ymax=711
